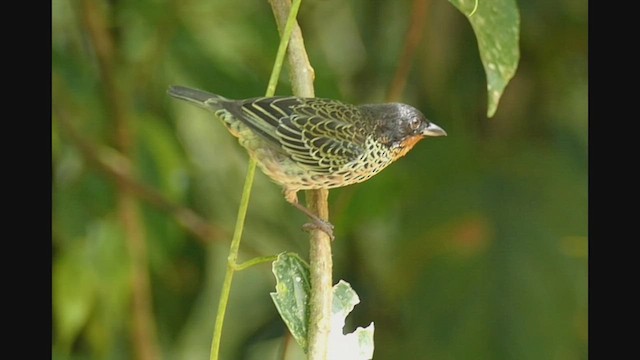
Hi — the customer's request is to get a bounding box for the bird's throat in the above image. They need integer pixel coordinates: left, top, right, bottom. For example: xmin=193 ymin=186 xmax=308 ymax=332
xmin=397 ymin=135 xmax=424 ymax=158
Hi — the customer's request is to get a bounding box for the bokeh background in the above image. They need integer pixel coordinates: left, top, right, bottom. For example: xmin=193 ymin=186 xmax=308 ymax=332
xmin=52 ymin=0 xmax=587 ymax=359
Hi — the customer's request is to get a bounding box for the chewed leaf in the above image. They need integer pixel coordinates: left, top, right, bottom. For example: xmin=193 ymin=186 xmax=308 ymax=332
xmin=270 ymin=253 xmax=311 ymax=352
xmin=449 ymin=0 xmax=520 ymax=117
xmin=271 ymin=256 xmax=375 ymax=358
xmin=328 ymin=280 xmax=375 ymax=360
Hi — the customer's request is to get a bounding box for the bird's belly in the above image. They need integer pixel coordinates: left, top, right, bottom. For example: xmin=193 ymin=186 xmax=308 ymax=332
xmin=250 ymin=145 xmax=393 ymax=191
xmin=231 ymin=123 xmax=396 ymax=192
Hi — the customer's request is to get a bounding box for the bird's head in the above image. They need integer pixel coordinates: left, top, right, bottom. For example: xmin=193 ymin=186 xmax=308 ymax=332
xmin=360 ymin=103 xmax=446 ymax=157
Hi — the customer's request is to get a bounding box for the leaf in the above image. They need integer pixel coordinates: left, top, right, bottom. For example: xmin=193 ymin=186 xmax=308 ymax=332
xmin=270 ymin=255 xmax=375 ymax=358
xmin=270 ymin=253 xmax=311 ymax=352
xmin=328 ymin=280 xmax=375 ymax=360
xmin=448 ymin=0 xmax=520 ymax=117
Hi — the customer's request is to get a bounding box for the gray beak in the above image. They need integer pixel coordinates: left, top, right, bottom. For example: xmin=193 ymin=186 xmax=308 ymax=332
xmin=422 ymin=122 xmax=447 ymax=137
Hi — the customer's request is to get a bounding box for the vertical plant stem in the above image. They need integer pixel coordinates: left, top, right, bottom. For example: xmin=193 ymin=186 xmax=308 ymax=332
xmin=209 ymin=159 xmax=257 ymax=360
xmin=208 ymin=2 xmax=303 ymax=359
xmin=270 ymin=1 xmax=332 ymax=359
xmin=269 ymin=0 xmax=315 ymax=97
xmin=305 ymin=189 xmax=332 ymax=360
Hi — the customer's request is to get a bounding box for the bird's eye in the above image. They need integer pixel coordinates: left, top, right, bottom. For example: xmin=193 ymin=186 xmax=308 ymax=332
xmin=409 ymin=117 xmax=421 ymax=130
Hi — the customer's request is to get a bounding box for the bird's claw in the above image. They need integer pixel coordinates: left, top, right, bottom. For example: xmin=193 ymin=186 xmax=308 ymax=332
xmin=302 ymin=219 xmax=335 ymax=240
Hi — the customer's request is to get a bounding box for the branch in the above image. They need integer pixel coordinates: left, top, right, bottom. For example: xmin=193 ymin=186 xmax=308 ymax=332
xmin=387 ymin=0 xmax=431 ymax=102
xmin=53 ymin=107 xmax=237 ymax=250
xmin=78 ymin=1 xmax=160 ymax=358
xmin=209 ymin=2 xmax=308 ymax=359
xmin=270 ymin=1 xmax=333 ymax=359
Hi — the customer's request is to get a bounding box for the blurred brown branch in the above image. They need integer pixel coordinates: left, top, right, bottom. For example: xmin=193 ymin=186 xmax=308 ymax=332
xmin=53 ymin=106 xmax=231 ymax=247
xmin=78 ymin=0 xmax=160 ymax=358
xmin=387 ymin=0 xmax=431 ymax=102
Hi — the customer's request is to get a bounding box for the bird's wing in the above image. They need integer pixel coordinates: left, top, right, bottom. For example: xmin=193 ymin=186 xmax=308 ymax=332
xmin=226 ymin=97 xmax=366 ymax=173
xmin=276 ymin=98 xmax=367 ymax=173
xmin=226 ymin=97 xmax=301 ymax=146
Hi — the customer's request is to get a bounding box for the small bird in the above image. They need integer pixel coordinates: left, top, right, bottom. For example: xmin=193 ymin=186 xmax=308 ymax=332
xmin=168 ymin=85 xmax=446 ymax=239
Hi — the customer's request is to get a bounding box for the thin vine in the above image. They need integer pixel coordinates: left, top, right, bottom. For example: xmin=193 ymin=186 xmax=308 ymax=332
xmin=208 ymin=1 xmax=304 ymax=359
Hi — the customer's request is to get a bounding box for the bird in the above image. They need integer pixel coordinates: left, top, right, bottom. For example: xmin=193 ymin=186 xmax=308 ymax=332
xmin=167 ymin=85 xmax=446 ymax=239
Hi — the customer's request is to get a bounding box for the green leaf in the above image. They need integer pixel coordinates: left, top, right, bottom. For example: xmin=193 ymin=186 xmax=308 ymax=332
xmin=270 ymin=255 xmax=375 ymax=358
xmin=270 ymin=253 xmax=311 ymax=352
xmin=328 ymin=280 xmax=375 ymax=360
xmin=448 ymin=0 xmax=520 ymax=117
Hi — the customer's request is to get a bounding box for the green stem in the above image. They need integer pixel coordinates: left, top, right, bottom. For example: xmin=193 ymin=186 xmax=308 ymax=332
xmin=266 ymin=0 xmax=304 ymax=97
xmin=270 ymin=1 xmax=333 ymax=358
xmin=208 ymin=2 xmax=303 ymax=359
xmin=209 ymin=159 xmax=256 ymax=360
xmin=234 ymin=255 xmax=280 ymax=271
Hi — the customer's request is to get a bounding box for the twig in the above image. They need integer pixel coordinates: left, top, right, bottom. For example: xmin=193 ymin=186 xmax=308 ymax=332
xmin=208 ymin=1 xmax=305 ymax=359
xmin=269 ymin=0 xmax=316 ymax=98
xmin=270 ymin=1 xmax=333 ymax=359
xmin=209 ymin=159 xmax=258 ymax=360
xmin=387 ymin=0 xmax=431 ymax=102
xmin=53 ymin=106 xmax=235 ymax=250
xmin=304 ymin=188 xmax=332 ymax=360
xmin=79 ymin=1 xmax=160 ymax=358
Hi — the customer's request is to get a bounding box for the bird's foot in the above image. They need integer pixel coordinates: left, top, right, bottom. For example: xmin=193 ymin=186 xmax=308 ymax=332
xmin=286 ymin=194 xmax=336 ymax=240
xmin=302 ymin=218 xmax=335 ymax=240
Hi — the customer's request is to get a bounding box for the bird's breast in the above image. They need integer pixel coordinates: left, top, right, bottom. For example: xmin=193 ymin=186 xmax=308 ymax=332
xmin=395 ymin=135 xmax=424 ymax=158
xmin=245 ymin=136 xmax=397 ymax=192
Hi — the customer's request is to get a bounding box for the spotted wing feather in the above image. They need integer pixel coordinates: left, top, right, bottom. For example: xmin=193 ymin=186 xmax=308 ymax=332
xmin=227 ymin=97 xmax=366 ymax=173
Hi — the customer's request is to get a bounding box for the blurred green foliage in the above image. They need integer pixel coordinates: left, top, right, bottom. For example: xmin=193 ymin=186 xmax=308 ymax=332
xmin=52 ymin=0 xmax=587 ymax=359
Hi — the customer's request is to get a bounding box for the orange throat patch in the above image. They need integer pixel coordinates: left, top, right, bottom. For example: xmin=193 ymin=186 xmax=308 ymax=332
xmin=397 ymin=135 xmax=424 ymax=158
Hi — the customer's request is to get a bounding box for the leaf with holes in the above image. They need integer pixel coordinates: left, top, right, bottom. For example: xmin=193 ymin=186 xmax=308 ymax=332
xmin=328 ymin=280 xmax=375 ymax=360
xmin=271 ymin=255 xmax=375 ymax=358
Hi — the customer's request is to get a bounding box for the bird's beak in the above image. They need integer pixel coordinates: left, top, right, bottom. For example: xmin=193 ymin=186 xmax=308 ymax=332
xmin=422 ymin=122 xmax=447 ymax=137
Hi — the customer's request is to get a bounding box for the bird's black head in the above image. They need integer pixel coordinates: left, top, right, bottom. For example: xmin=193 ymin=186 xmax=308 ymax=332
xmin=359 ymin=103 xmax=446 ymax=150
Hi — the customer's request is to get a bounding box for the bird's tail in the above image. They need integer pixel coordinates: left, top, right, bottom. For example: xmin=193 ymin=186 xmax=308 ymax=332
xmin=167 ymin=85 xmax=228 ymax=109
